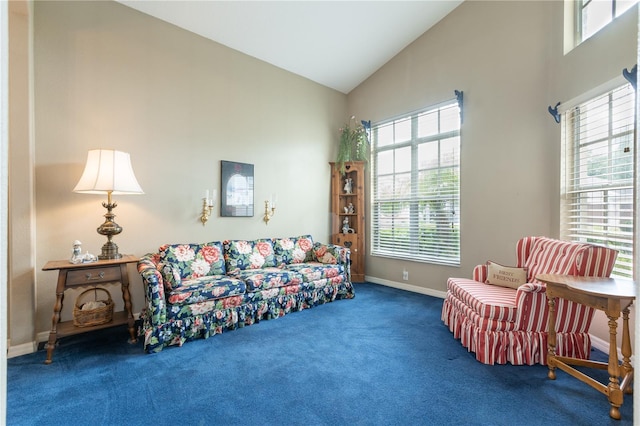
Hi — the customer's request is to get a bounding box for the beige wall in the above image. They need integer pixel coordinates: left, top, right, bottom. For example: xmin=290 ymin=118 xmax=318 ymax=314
xmin=7 ymin=1 xmax=638 ymax=352
xmin=350 ymin=0 xmax=558 ymax=290
xmin=9 ymin=0 xmax=35 ymax=348
xmin=348 ymin=1 xmax=637 ymax=345
xmin=8 ymin=0 xmax=346 ymax=346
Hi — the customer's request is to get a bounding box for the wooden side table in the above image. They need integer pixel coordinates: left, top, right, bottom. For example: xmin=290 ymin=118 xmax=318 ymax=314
xmin=537 ymin=274 xmax=635 ymax=420
xmin=42 ymin=255 xmax=139 ymax=364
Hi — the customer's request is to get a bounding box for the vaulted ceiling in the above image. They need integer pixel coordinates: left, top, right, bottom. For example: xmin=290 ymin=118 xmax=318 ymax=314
xmin=117 ymin=1 xmax=463 ymax=94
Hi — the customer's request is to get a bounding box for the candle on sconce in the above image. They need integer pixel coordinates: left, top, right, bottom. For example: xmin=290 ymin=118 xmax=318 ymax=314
xmin=263 ymin=193 xmax=277 ymax=224
xmin=200 ymin=189 xmax=216 ymax=225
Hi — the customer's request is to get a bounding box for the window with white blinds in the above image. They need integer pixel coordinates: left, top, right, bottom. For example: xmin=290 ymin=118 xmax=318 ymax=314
xmin=560 ymin=83 xmax=635 ymax=278
xmin=371 ymin=100 xmax=461 ymax=265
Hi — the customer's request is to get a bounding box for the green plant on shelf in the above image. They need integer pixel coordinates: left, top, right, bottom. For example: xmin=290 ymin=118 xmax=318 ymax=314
xmin=336 ymin=116 xmax=370 ymax=174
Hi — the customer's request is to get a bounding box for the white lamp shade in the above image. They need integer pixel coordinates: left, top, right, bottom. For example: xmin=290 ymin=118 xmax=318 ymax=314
xmin=73 ymin=149 xmax=144 ymax=194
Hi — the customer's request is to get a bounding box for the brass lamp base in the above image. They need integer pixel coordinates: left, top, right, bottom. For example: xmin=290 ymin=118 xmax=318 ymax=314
xmin=99 ymin=241 xmax=122 ymax=260
xmin=97 ymin=194 xmax=123 ymax=260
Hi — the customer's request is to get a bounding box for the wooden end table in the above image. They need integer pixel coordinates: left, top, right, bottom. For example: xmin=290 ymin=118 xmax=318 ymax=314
xmin=537 ymin=274 xmax=635 ymax=420
xmin=42 ymin=255 xmax=139 ymax=364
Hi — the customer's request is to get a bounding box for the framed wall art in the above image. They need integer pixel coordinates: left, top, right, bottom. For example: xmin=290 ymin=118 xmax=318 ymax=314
xmin=221 ymin=160 xmax=254 ymax=217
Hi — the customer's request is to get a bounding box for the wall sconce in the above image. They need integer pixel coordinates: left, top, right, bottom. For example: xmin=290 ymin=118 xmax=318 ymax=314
xmin=263 ymin=194 xmax=277 ymax=224
xmin=200 ymin=189 xmax=216 ymax=226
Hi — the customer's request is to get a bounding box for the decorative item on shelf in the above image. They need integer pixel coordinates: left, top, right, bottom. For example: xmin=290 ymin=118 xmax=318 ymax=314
xmin=343 ymin=177 xmax=353 ymax=194
xmin=347 ymin=202 xmax=355 ymax=214
xmin=200 ymin=189 xmax=217 ymax=226
xmin=73 ymin=149 xmax=144 ymax=260
xmin=70 ymin=240 xmax=83 ymax=264
xmin=336 ymin=115 xmax=370 ymax=174
xmin=70 ymin=240 xmax=98 ymax=264
xmin=342 ymin=217 xmax=354 ymax=234
xmin=263 ymin=194 xmax=277 ymax=224
xmin=82 ymin=252 xmax=97 ymax=263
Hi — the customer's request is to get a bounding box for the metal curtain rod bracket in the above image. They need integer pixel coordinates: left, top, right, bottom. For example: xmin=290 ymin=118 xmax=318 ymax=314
xmin=548 ymin=102 xmax=561 ymax=124
xmin=454 ymin=90 xmax=463 ymax=124
xmin=622 ymin=64 xmax=637 ymax=89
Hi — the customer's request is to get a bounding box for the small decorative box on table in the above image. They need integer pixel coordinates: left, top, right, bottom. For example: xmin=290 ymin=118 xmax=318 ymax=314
xmin=42 ymin=255 xmax=139 ymax=364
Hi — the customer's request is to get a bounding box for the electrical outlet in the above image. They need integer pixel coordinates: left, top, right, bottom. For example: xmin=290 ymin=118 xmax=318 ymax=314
xmin=402 ymin=269 xmax=409 ymax=281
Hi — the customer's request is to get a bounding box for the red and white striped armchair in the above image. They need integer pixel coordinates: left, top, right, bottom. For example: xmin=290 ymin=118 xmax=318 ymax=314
xmin=441 ymin=236 xmax=618 ymax=365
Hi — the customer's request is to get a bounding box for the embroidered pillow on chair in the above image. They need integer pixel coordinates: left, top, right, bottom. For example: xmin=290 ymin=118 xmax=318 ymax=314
xmin=485 ymin=261 xmax=527 ymax=289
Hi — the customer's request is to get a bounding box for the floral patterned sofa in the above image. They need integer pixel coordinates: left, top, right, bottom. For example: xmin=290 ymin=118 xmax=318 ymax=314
xmin=137 ymin=235 xmax=354 ymax=353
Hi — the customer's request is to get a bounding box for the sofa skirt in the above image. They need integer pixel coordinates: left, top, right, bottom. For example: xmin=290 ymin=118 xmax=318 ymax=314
xmin=141 ymin=279 xmax=355 ymax=353
xmin=441 ymin=297 xmax=591 ymax=365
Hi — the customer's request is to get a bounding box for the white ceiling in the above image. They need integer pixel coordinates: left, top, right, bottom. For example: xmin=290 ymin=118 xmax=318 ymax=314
xmin=117 ymin=1 xmax=463 ymax=94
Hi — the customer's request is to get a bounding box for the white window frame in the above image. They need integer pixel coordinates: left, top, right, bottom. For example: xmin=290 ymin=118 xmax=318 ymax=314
xmin=575 ymin=0 xmax=638 ymax=45
xmin=371 ymin=99 xmax=461 ymax=266
xmin=560 ymin=79 xmax=635 ymax=279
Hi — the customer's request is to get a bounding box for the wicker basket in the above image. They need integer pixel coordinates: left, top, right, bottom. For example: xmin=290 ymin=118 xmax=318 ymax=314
xmin=73 ymin=287 xmax=114 ymax=327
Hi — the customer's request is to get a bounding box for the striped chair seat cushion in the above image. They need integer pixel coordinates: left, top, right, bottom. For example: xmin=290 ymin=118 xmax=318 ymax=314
xmin=447 ymin=278 xmax=517 ymax=322
xmin=448 ymin=291 xmax=518 ymax=332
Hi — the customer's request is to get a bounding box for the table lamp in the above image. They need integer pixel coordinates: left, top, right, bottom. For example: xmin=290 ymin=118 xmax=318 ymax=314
xmin=73 ymin=149 xmax=144 ymax=260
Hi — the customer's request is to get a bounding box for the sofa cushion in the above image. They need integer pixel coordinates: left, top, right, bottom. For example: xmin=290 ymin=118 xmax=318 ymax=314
xmin=159 ymin=242 xmax=225 ymax=290
xmin=524 ymin=238 xmax=588 ymax=283
xmin=273 ymin=235 xmax=315 ymax=266
xmin=223 ymin=239 xmax=276 ymax=273
xmin=284 ymin=262 xmax=345 ymax=282
xmin=312 ymin=243 xmax=345 ymax=264
xmin=166 ymin=275 xmax=246 ymax=306
xmin=231 ymin=267 xmax=303 ymax=291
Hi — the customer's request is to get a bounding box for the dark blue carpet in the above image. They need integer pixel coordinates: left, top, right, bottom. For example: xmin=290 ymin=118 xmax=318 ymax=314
xmin=7 ymin=283 xmax=633 ymax=425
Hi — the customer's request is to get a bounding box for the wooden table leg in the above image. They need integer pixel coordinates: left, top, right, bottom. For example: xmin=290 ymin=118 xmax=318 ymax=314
xmin=547 ymin=296 xmax=557 ymax=379
xmin=45 ymin=296 xmax=60 ymax=365
xmin=606 ymin=314 xmax=622 ymax=420
xmin=621 ymin=307 xmax=633 ymax=395
xmin=45 ymin=272 xmax=67 ymax=365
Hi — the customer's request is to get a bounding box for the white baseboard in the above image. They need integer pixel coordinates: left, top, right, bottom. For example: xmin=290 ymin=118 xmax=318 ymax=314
xmin=590 ymin=334 xmax=630 ymax=363
xmin=36 ymin=330 xmax=49 ymax=344
xmin=364 ymin=275 xmax=447 ymax=299
xmin=590 ymin=334 xmax=609 ymax=355
xmin=364 ymin=275 xmax=619 ymax=360
xmin=7 ymin=340 xmax=37 ymax=358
